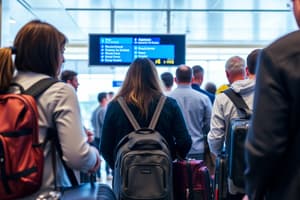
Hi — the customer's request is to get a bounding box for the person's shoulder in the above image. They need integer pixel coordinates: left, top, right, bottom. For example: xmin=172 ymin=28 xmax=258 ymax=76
xmin=47 ymin=81 xmax=75 ymax=96
xmin=191 ymin=83 xmax=200 ymax=91
xmin=190 ymin=87 xmax=211 ymax=101
xmin=165 ymin=96 xmax=177 ymax=104
xmin=214 ymin=91 xmax=228 ymax=104
xmin=271 ymin=30 xmax=300 ymax=46
xmin=14 ymin=72 xmax=76 ymax=97
xmin=164 ymin=96 xmax=181 ymax=108
xmin=199 ymin=88 xmax=215 ymax=100
xmin=103 ymin=100 xmax=122 ymax=120
xmin=92 ymin=105 xmax=100 ymax=114
xmin=266 ymin=30 xmax=300 ymax=58
xmin=106 ymin=99 xmax=122 ymax=111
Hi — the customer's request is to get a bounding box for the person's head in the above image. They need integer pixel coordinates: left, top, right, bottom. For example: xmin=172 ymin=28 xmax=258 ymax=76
xmin=246 ymin=49 xmax=261 ymax=78
xmin=115 ymin=58 xmax=163 ymax=117
xmin=108 ymin=91 xmax=114 ymax=101
xmin=175 ymin=65 xmax=193 ymax=84
xmin=292 ymin=0 xmax=300 ymax=27
xmin=0 ymin=19 xmax=67 ymax=92
xmin=225 ymin=56 xmax=246 ymax=84
xmin=60 ymin=70 xmax=79 ymax=91
xmin=192 ymin=65 xmax=204 ymax=85
xmin=205 ymin=82 xmax=217 ymax=94
xmin=97 ymin=92 xmax=108 ymax=106
xmin=160 ymin=72 xmax=174 ymax=91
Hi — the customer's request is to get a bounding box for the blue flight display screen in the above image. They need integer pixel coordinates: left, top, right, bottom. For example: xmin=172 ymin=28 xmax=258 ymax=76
xmin=99 ymin=37 xmax=175 ymax=65
xmin=89 ymin=34 xmax=185 ymax=66
xmin=100 ymin=37 xmax=133 ymax=63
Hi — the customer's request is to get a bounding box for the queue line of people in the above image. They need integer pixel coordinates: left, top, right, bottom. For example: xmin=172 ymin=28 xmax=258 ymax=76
xmin=2 ymin=1 xmax=300 ymax=197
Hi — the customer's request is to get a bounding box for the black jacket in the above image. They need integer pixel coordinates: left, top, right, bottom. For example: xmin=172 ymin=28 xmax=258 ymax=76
xmin=100 ymin=96 xmax=192 ymax=168
xmin=245 ymin=30 xmax=300 ymax=200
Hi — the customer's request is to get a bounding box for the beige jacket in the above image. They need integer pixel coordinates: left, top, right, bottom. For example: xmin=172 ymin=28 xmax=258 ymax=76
xmin=12 ymin=71 xmax=98 ymax=193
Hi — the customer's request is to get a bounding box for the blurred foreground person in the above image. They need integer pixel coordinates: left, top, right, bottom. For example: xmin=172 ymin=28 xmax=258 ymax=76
xmin=244 ymin=0 xmax=300 ymax=199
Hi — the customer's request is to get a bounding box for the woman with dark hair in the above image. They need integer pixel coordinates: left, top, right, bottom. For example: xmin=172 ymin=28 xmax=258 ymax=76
xmin=100 ymin=58 xmax=192 ymax=169
xmin=0 ymin=20 xmax=100 ymax=197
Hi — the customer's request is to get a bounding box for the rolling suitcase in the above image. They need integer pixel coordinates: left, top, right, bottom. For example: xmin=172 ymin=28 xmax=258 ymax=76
xmin=173 ymin=159 xmax=212 ymax=200
xmin=213 ymin=152 xmax=228 ymax=200
xmin=227 ymin=118 xmax=249 ymax=188
xmin=36 ymin=183 xmax=116 ymax=200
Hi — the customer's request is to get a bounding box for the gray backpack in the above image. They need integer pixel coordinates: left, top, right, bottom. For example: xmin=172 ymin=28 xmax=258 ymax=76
xmin=114 ymin=96 xmax=173 ymax=200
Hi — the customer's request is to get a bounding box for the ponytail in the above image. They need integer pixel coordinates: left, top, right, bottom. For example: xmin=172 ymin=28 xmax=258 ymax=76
xmin=0 ymin=47 xmax=15 ymax=92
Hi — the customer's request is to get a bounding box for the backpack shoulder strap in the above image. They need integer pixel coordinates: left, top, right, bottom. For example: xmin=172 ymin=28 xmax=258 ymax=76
xmin=26 ymin=78 xmax=79 ymax=187
xmin=223 ymin=88 xmax=251 ymax=118
xmin=148 ymin=96 xmax=166 ymax=129
xmin=24 ymin=78 xmax=59 ymax=98
xmin=117 ymin=97 xmax=141 ymax=130
xmin=47 ymin=128 xmax=79 ymax=188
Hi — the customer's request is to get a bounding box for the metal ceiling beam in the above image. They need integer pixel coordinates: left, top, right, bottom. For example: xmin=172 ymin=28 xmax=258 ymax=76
xmin=65 ymin=8 xmax=290 ymax=13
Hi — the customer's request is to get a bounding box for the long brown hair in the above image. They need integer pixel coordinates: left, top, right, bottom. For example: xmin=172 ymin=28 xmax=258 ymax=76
xmin=114 ymin=58 xmax=163 ymax=117
xmin=0 ymin=20 xmax=67 ymax=92
xmin=0 ymin=48 xmax=14 ymax=92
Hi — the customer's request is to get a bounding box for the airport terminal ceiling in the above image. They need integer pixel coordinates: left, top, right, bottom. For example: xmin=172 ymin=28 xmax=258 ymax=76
xmin=1 ymin=0 xmax=297 ymax=46
xmin=1 ymin=0 xmax=297 ymax=68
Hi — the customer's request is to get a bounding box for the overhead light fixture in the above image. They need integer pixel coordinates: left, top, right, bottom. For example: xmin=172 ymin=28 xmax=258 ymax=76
xmin=9 ymin=17 xmax=16 ymax=24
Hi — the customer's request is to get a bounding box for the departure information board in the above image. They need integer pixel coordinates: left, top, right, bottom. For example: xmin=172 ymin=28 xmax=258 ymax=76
xmin=89 ymin=34 xmax=185 ymax=66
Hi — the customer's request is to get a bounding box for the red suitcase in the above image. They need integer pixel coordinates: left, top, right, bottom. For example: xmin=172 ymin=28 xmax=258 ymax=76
xmin=173 ymin=159 xmax=212 ymax=200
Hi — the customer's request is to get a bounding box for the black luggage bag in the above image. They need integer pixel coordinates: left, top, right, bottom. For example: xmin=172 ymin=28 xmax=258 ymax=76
xmin=62 ymin=183 xmax=116 ymax=200
xmin=223 ymin=88 xmax=251 ymax=189
xmin=213 ymin=152 xmax=228 ymax=200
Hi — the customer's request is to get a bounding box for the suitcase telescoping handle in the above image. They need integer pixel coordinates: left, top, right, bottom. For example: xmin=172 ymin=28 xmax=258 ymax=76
xmin=90 ymin=173 xmax=96 ymax=188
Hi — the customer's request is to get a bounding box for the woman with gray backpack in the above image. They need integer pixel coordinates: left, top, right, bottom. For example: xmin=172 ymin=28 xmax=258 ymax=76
xmin=100 ymin=58 xmax=192 ymax=200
